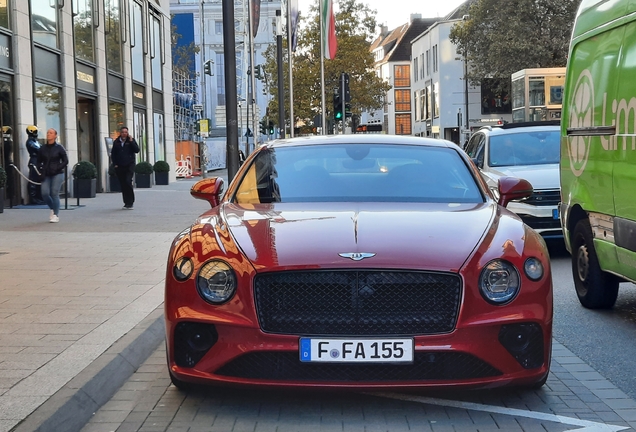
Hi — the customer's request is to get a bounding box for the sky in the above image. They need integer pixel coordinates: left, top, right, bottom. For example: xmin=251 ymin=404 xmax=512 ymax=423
xmin=298 ymin=0 xmax=469 ymax=31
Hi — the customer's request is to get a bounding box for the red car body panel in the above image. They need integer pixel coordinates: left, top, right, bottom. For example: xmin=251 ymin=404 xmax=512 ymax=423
xmin=165 ymin=136 xmax=553 ymax=389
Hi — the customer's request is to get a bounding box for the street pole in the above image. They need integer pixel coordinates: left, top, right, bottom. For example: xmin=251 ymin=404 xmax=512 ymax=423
xmin=199 ymin=0 xmax=208 ymax=178
xmin=287 ymin=2 xmax=294 ymax=137
xmin=248 ymin=0 xmax=258 ymax=151
xmin=341 ymin=72 xmax=346 ymax=135
xmin=319 ymin=0 xmax=327 ymax=134
xmin=223 ymin=0 xmax=240 ymax=181
xmin=463 ymin=15 xmax=470 ymax=143
xmin=276 ymin=9 xmax=285 ymax=139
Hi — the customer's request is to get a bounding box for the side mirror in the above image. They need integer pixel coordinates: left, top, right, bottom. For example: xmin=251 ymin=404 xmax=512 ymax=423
xmin=191 ymin=177 xmax=225 ymax=208
xmin=497 ymin=176 xmax=533 ymax=207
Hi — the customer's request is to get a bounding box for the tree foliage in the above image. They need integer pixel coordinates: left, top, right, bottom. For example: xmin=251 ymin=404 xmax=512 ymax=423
xmin=262 ymin=0 xmax=390 ymax=130
xmin=449 ymin=0 xmax=580 ymax=89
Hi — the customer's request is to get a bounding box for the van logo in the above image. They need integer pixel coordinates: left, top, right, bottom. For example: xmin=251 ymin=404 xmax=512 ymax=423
xmin=338 ymin=252 xmax=376 ymax=261
xmin=568 ymin=70 xmax=595 ymax=177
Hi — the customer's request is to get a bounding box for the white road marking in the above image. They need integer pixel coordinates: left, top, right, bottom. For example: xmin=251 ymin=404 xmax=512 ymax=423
xmin=371 ymin=392 xmax=629 ymax=432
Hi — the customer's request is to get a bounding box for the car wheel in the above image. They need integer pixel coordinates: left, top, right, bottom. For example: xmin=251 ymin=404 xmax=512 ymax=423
xmin=571 ymin=219 xmax=619 ymax=309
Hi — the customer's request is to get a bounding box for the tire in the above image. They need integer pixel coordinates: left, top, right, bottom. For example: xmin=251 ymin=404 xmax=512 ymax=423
xmin=165 ymin=343 xmax=192 ymax=391
xmin=570 ymin=219 xmax=619 ymax=309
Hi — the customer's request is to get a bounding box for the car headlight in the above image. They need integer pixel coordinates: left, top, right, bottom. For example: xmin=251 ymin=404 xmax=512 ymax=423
xmin=479 ymin=260 xmax=520 ymax=304
xmin=196 ymin=260 xmax=237 ymax=304
xmin=173 ymin=257 xmax=194 ymax=281
xmin=524 ymin=258 xmax=544 ymax=281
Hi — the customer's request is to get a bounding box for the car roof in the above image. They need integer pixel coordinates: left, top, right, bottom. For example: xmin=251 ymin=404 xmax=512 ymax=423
xmin=261 ymin=134 xmax=458 ymax=149
xmin=477 ymin=122 xmax=560 ymax=136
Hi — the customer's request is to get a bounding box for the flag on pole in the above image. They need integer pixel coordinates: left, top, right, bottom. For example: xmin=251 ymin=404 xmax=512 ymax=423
xmin=251 ymin=0 xmax=261 ymax=39
xmin=321 ymin=0 xmax=337 ymax=59
xmin=290 ymin=0 xmax=300 ymax=52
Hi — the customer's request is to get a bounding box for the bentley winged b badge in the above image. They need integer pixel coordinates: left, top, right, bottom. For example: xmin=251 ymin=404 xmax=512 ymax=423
xmin=338 ymin=252 xmax=376 ymax=261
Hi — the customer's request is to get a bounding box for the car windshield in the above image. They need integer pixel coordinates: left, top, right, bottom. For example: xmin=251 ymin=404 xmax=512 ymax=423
xmin=233 ymin=144 xmax=484 ymax=204
xmin=488 ymin=130 xmax=560 ymax=167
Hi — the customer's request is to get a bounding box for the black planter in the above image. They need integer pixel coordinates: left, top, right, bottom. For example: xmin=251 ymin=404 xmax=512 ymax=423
xmin=135 ymin=173 xmax=152 ymax=188
xmin=109 ymin=175 xmax=121 ymax=192
xmin=0 ymin=187 xmax=4 ymax=213
xmin=155 ymin=172 xmax=169 ymax=185
xmin=73 ymin=178 xmax=96 ymax=198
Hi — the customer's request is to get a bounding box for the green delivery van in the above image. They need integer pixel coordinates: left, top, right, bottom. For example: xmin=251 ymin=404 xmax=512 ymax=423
xmin=560 ymin=0 xmax=636 ymax=309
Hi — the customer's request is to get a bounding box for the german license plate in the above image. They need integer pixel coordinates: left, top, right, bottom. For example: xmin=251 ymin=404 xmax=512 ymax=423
xmin=553 ymin=208 xmax=559 ymax=219
xmin=299 ymin=338 xmax=414 ymax=363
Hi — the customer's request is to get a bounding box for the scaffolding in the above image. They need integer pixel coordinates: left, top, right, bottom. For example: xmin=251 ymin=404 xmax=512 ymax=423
xmin=172 ymin=68 xmax=199 ymax=177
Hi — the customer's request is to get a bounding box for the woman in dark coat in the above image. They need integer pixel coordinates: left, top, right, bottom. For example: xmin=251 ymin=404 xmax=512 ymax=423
xmin=37 ymin=128 xmax=68 ymax=223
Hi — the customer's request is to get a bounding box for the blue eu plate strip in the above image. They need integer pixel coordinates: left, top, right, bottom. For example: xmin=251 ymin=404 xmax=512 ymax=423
xmin=300 ymin=338 xmax=311 ymax=362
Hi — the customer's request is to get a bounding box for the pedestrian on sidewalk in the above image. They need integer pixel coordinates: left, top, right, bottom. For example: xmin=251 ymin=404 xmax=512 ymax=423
xmin=111 ymin=126 xmax=140 ymax=210
xmin=37 ymin=128 xmax=68 ymax=223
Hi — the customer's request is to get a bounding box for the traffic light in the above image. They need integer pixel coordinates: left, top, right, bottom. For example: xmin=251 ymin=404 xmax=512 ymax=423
xmin=203 ymin=60 xmax=213 ymax=76
xmin=333 ymin=92 xmax=343 ymax=120
xmin=268 ymin=121 xmax=275 ymax=135
xmin=343 ymin=73 xmax=351 ymax=102
xmin=255 ymin=65 xmax=263 ymax=80
xmin=259 ymin=119 xmax=267 ymax=135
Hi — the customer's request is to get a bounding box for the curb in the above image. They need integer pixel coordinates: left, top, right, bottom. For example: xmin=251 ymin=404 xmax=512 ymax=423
xmin=11 ymin=308 xmax=165 ymax=432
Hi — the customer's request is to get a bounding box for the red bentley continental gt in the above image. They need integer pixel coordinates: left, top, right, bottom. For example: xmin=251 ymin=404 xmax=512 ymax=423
xmin=165 ymin=135 xmax=552 ymax=390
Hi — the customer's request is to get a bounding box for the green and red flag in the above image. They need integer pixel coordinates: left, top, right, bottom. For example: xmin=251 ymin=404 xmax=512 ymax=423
xmin=321 ymin=0 xmax=337 ymax=59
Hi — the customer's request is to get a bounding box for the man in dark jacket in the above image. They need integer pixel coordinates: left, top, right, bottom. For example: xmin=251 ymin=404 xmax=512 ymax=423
xmin=111 ymin=127 xmax=140 ymax=209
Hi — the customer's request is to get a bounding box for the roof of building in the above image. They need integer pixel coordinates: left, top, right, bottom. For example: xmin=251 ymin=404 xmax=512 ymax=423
xmin=370 ymin=17 xmax=439 ymax=64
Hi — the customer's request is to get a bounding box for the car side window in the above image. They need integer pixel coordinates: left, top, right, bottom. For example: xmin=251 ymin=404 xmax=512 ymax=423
xmin=465 ymin=134 xmax=481 ymax=158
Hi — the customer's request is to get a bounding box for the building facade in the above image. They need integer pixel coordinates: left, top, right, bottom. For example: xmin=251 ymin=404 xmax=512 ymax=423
xmin=411 ymin=18 xmax=513 ymax=145
xmin=170 ymin=0 xmax=281 ymax=139
xmin=0 ymin=0 xmax=174 ymax=207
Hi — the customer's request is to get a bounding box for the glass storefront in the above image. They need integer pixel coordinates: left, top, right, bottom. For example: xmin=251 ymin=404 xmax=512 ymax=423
xmin=34 ymin=82 xmax=62 ymax=145
xmin=133 ymin=109 xmax=147 ymax=161
xmin=153 ymin=111 xmax=164 ymax=162
xmin=0 ymin=0 xmax=10 ymax=30
xmin=150 ymin=11 xmax=162 ymax=90
xmin=108 ymin=101 xmax=125 ymax=139
xmin=131 ymin=0 xmax=145 ymax=83
xmin=105 ymin=0 xmax=123 ymax=73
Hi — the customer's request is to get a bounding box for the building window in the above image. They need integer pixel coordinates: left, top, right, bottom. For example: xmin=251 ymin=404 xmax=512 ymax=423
xmin=105 ymin=0 xmax=123 ymax=73
xmin=73 ymin=0 xmax=94 ymax=63
xmin=414 ymin=91 xmax=420 ymax=121
xmin=395 ymin=114 xmax=411 ymax=135
xmin=433 ymin=82 xmax=439 ymax=118
xmin=108 ymin=101 xmax=125 ymax=138
xmin=215 ymin=20 xmax=223 ymax=34
xmin=130 ymin=0 xmax=145 ymax=83
xmin=31 ymin=0 xmax=59 ymax=49
xmin=153 ymin=112 xmax=165 ymax=162
xmin=425 ymin=84 xmax=432 ymax=120
xmin=35 ymin=83 xmax=62 ymax=145
xmin=0 ymin=0 xmax=10 ymax=29
xmin=394 ymin=65 xmax=410 ymax=88
xmin=216 ymin=52 xmax=225 ymax=105
xmin=433 ymin=44 xmax=438 ymax=73
xmin=150 ymin=10 xmax=163 ymax=90
xmin=481 ymin=78 xmax=512 ymax=115
xmin=419 ymin=89 xmax=425 ymax=121
xmin=413 ymin=57 xmax=418 ymax=83
xmin=425 ymin=50 xmax=430 ymax=76
xmin=395 ymin=90 xmax=411 ymax=112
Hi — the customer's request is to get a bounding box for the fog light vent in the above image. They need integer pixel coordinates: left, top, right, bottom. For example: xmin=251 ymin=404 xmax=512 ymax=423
xmin=174 ymin=322 xmax=218 ymax=368
xmin=498 ymin=323 xmax=544 ymax=369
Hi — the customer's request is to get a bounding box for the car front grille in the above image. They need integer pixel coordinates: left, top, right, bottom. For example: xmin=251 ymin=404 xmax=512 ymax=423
xmin=254 ymin=270 xmax=462 ymax=336
xmin=523 ymin=189 xmax=560 ymax=207
xmin=520 ymin=215 xmax=562 ymax=231
xmin=215 ymin=351 xmax=502 ymax=382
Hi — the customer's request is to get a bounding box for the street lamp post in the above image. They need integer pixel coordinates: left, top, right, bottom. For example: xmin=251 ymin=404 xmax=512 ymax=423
xmin=462 ymin=14 xmax=470 ymax=143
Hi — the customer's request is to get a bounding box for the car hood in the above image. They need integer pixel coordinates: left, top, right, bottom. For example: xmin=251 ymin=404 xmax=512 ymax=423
xmin=221 ymin=202 xmax=495 ymax=272
xmin=488 ymin=164 xmax=559 ymax=190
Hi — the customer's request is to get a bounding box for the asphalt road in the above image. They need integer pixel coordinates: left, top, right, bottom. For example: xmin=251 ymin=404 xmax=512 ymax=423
xmin=547 ymin=239 xmax=636 ymax=400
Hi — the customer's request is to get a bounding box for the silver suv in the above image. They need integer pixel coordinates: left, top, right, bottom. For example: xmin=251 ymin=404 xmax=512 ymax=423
xmin=464 ymin=121 xmax=562 ymax=239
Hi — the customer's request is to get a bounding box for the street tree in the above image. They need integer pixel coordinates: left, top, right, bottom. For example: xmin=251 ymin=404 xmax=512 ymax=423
xmin=260 ymin=0 xmax=390 ymax=133
xmin=449 ymin=0 xmax=579 ymax=90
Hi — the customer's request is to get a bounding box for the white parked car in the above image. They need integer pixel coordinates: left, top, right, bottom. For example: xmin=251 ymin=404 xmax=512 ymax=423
xmin=464 ymin=122 xmax=562 ymax=239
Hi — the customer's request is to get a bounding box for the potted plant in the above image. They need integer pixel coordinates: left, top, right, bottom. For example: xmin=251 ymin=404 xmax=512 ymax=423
xmin=134 ymin=161 xmax=153 ymax=188
xmin=108 ymin=164 xmax=121 ymax=193
xmin=153 ymin=160 xmax=170 ymax=185
xmin=72 ymin=160 xmax=97 ymax=198
xmin=0 ymin=165 xmax=6 ymax=213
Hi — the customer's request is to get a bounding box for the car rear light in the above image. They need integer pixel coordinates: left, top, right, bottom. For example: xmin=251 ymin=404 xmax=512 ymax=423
xmin=498 ymin=323 xmax=544 ymax=369
xmin=173 ymin=322 xmax=218 ymax=368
